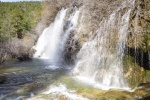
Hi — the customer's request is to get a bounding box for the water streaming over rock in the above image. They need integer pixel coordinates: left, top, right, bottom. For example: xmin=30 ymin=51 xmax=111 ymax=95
xmin=40 ymin=84 xmax=89 ymax=100
xmin=73 ymin=0 xmax=135 ymax=90
xmin=33 ymin=8 xmax=67 ymax=62
xmin=1 ymin=0 xmax=150 ymax=100
xmin=33 ymin=8 xmax=79 ymax=65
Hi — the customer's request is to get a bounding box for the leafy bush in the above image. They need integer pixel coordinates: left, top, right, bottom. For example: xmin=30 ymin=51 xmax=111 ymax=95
xmin=0 ymin=1 xmax=43 ymax=40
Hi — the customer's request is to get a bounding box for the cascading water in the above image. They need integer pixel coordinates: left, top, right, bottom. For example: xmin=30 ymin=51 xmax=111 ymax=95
xmin=33 ymin=8 xmax=79 ymax=65
xmin=33 ymin=8 xmax=67 ymax=63
xmin=73 ymin=0 xmax=135 ymax=90
xmin=1 ymin=0 xmax=150 ymax=100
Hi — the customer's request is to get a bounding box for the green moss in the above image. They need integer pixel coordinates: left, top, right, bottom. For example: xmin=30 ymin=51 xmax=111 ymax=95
xmin=53 ymin=76 xmax=93 ymax=91
xmin=16 ymin=82 xmax=44 ymax=95
xmin=97 ymin=96 xmax=129 ymax=100
xmin=83 ymin=88 xmax=92 ymax=93
xmin=51 ymin=76 xmax=135 ymax=100
xmin=22 ymin=75 xmax=150 ymax=100
xmin=145 ymin=71 xmax=150 ymax=80
xmin=139 ymin=33 xmax=150 ymax=52
xmin=123 ymin=54 xmax=150 ymax=88
xmin=123 ymin=55 xmax=149 ymax=87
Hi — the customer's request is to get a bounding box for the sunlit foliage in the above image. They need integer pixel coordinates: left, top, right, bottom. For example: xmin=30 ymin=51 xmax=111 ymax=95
xmin=0 ymin=1 xmax=43 ymax=41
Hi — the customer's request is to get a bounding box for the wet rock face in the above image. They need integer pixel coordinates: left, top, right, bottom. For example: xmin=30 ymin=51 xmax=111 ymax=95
xmin=0 ymin=75 xmax=6 ymax=84
xmin=17 ymin=48 xmax=35 ymax=61
xmin=63 ymin=30 xmax=80 ymax=65
xmin=125 ymin=46 xmax=150 ymax=70
xmin=129 ymin=0 xmax=150 ymax=49
xmin=138 ymin=96 xmax=150 ymax=100
xmin=122 ymin=0 xmax=150 ymax=87
xmin=17 ymin=54 xmax=31 ymax=61
xmin=138 ymin=82 xmax=150 ymax=89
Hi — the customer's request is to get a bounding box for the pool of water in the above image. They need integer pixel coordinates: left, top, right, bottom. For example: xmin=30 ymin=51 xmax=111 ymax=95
xmin=0 ymin=59 xmax=69 ymax=99
xmin=0 ymin=59 xmax=150 ymax=100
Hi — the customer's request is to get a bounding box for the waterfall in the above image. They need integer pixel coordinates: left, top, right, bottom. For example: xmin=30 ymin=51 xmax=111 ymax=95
xmin=73 ymin=0 xmax=134 ymax=90
xmin=33 ymin=8 xmax=79 ymax=64
xmin=33 ymin=8 xmax=67 ymax=63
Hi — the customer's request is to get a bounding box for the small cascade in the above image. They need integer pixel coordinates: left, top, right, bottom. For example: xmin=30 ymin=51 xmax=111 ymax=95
xmin=59 ymin=9 xmax=79 ymax=63
xmin=73 ymin=0 xmax=134 ymax=90
xmin=33 ymin=8 xmax=79 ymax=64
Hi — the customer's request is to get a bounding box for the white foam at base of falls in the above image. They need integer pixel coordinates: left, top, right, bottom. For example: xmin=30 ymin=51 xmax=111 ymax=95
xmin=42 ymin=84 xmax=89 ymax=100
xmin=44 ymin=65 xmax=61 ymax=70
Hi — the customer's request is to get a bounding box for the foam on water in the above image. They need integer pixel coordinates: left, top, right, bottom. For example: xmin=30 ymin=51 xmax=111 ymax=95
xmin=43 ymin=84 xmax=89 ymax=100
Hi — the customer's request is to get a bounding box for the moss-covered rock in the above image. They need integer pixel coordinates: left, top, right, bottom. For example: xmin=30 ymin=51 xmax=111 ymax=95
xmin=26 ymin=76 xmax=150 ymax=100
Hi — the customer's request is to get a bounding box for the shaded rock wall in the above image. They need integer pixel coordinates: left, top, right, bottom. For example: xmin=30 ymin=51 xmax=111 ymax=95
xmin=124 ymin=0 xmax=150 ymax=86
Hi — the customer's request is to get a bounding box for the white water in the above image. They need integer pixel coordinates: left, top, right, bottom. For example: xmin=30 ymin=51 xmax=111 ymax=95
xmin=33 ymin=0 xmax=135 ymax=92
xmin=42 ymin=84 xmax=88 ymax=100
xmin=33 ymin=8 xmax=67 ymax=63
xmin=26 ymin=84 xmax=88 ymax=100
xmin=33 ymin=8 xmax=79 ymax=64
xmin=73 ymin=1 xmax=134 ymax=90
xmin=26 ymin=84 xmax=89 ymax=100
xmin=46 ymin=83 xmax=135 ymax=98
